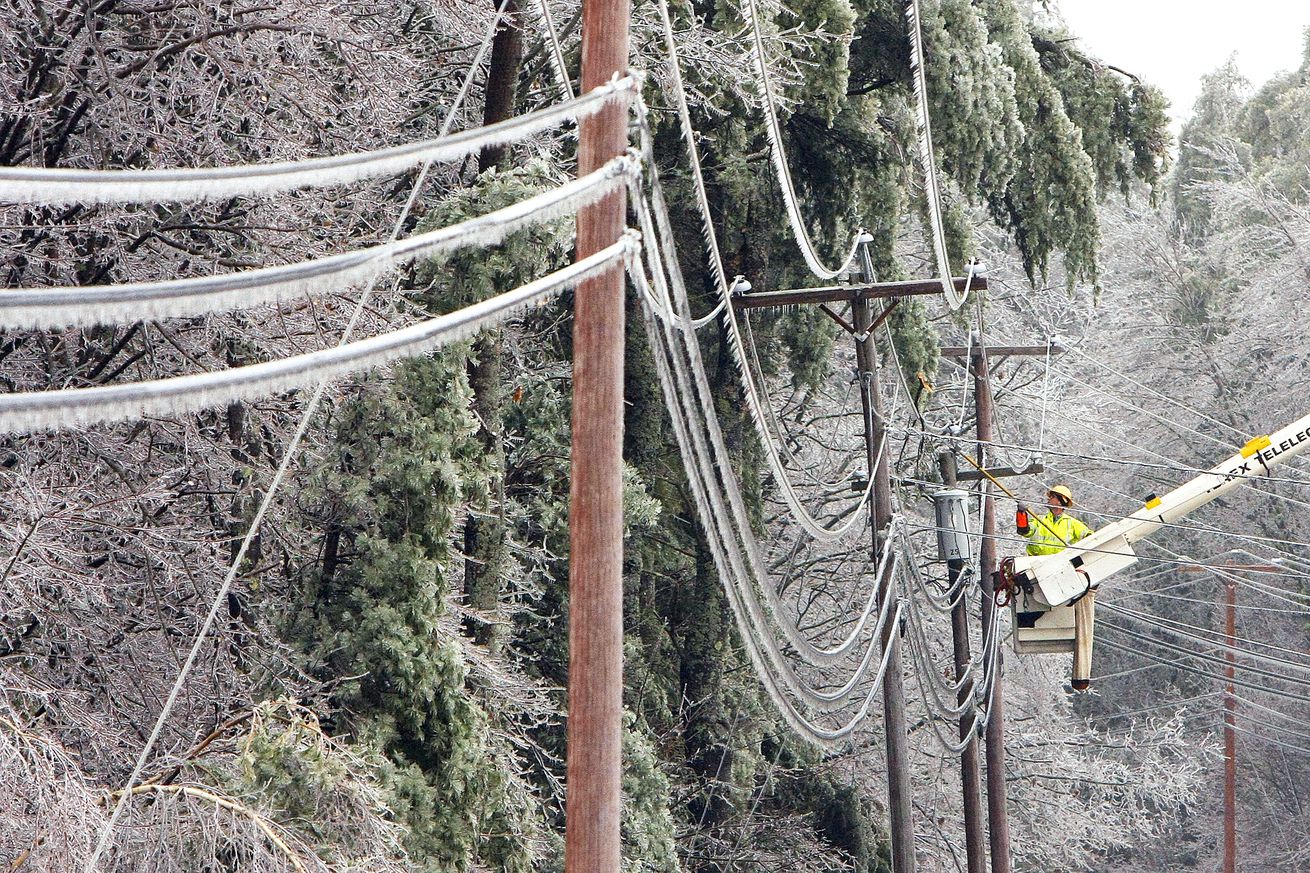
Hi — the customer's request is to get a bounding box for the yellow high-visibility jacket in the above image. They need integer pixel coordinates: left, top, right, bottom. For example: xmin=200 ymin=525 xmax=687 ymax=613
xmin=1022 ymin=511 xmax=1092 ymax=556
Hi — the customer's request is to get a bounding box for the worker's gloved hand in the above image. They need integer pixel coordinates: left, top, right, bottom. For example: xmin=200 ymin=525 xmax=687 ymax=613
xmin=1015 ymin=505 xmax=1031 ymax=534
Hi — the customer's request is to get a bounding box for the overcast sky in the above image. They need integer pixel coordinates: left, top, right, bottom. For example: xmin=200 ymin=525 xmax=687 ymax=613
xmin=1056 ymin=1 xmax=1310 ymax=132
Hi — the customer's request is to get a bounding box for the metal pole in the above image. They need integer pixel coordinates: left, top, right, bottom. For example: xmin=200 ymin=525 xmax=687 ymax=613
xmin=972 ymin=334 xmax=1012 ymax=873
xmin=565 ymin=0 xmax=629 ymax=868
xmin=855 ymin=245 xmax=915 ymax=873
xmin=939 ymin=453 xmax=988 ymax=873
xmin=1224 ymin=576 xmax=1237 ymax=873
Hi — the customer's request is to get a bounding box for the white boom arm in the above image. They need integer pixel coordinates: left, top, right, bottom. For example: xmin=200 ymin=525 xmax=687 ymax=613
xmin=1012 ymin=410 xmax=1310 ymax=608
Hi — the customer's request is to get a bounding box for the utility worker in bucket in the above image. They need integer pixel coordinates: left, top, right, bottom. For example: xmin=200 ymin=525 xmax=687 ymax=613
xmin=1016 ymin=484 xmax=1092 ymax=556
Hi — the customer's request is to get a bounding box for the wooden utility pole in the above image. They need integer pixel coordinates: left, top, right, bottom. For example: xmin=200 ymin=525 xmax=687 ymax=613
xmin=1224 ymin=575 xmax=1237 ymax=873
xmin=854 ymin=246 xmax=915 ymax=873
xmin=971 ymin=333 xmax=1012 ymax=873
xmin=938 ymin=453 xmax=988 ymax=873
xmin=939 ymin=333 xmax=1061 ymax=873
xmin=1175 ymin=557 xmax=1279 ymax=873
xmin=565 ymin=0 xmax=629 ymax=868
xmin=731 ymin=266 xmax=990 ymax=873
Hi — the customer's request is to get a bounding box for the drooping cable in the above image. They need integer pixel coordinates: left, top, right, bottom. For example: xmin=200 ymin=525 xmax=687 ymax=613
xmin=0 ymin=157 xmax=635 ymax=329
xmin=0 ymin=79 xmax=633 ymax=206
xmin=630 ymin=132 xmax=911 ymax=739
xmin=1097 ymin=636 xmax=1310 ymax=703
xmin=634 ymin=250 xmax=902 ymax=743
xmin=633 ymin=181 xmax=893 ymax=672
xmin=735 ymin=0 xmax=864 ymax=279
xmin=1102 ymin=602 xmax=1310 ymax=674
xmin=632 ymin=87 xmax=880 ymax=543
xmin=85 ymin=10 xmax=517 ymax=865
xmin=905 ymin=0 xmax=968 ymax=310
xmin=0 ymin=239 xmax=635 ymax=434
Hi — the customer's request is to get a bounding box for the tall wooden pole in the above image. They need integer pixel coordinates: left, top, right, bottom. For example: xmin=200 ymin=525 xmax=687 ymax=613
xmin=972 ymin=334 xmax=1012 ymax=873
xmin=566 ymin=0 xmax=629 ymax=869
xmin=1223 ymin=576 xmax=1237 ymax=873
xmin=855 ymin=247 xmax=915 ymax=873
xmin=938 ymin=453 xmax=988 ymax=873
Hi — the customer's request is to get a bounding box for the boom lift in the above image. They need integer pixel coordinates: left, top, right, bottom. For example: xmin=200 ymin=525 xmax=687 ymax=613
xmin=994 ymin=411 xmax=1310 ymax=689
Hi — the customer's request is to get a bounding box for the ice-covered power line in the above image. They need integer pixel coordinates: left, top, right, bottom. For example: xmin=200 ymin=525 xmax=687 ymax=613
xmin=653 ymin=0 xmax=729 ymax=296
xmin=905 ymin=0 xmax=969 ymax=311
xmin=636 ymin=256 xmax=902 ymax=745
xmin=85 ymin=6 xmax=518 ymax=867
xmin=1092 ymin=689 xmax=1223 ymax=721
xmin=632 ymin=92 xmax=882 ymax=544
xmin=531 ymin=0 xmax=576 ymax=99
xmin=1116 ymin=584 xmax=1310 ymax=616
xmin=1002 ymin=387 xmax=1310 ymax=515
xmin=630 ymin=139 xmax=927 ymax=744
xmin=1065 ymin=344 xmax=1310 ymax=482
xmin=634 ymin=184 xmax=892 ymax=675
xmin=0 ymin=157 xmax=637 ymax=329
xmin=0 ymin=79 xmax=635 ymax=205
xmin=1234 ymin=694 xmax=1310 ymax=732
xmin=907 ymin=418 xmax=1310 ymax=506
xmin=1097 ymin=636 xmax=1310 ymax=702
xmin=735 ymin=0 xmax=865 ymax=280
xmin=1099 ymin=620 xmax=1310 ymax=690
xmin=1102 ymin=602 xmax=1310 ymax=673
xmin=0 ymin=237 xmax=637 ymax=434
xmin=1230 ymin=721 xmax=1310 ymax=757
xmin=1046 ymin=361 xmax=1310 ymax=488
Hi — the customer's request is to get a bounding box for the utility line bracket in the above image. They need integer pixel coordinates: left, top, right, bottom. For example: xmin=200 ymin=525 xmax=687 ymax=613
xmin=733 ymin=275 xmax=985 ymax=310
xmin=957 ymin=462 xmax=1045 ymax=481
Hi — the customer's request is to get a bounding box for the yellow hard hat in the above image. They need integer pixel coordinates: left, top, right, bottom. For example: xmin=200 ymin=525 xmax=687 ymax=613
xmin=1048 ymin=484 xmax=1074 ymax=506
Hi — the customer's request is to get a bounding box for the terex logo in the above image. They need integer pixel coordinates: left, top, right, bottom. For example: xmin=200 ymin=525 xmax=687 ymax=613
xmin=1258 ymin=426 xmax=1310 ymax=466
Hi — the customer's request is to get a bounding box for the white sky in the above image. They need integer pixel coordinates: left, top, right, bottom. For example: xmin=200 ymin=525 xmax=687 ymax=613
xmin=1056 ymin=1 xmax=1310 ymax=132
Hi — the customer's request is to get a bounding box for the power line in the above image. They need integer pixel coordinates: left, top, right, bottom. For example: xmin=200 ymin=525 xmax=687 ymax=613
xmin=1090 ymin=691 xmax=1223 ymax=721
xmin=1096 ymin=636 xmax=1310 ymax=702
xmin=910 ymin=402 xmax=1310 ymax=495
xmin=0 ymin=79 xmax=634 ymax=205
xmin=1064 ymin=344 xmax=1310 ymax=482
xmin=1234 ymin=694 xmax=1310 ymax=732
xmin=904 ymin=0 xmax=969 ymax=310
xmin=0 ymin=239 xmax=634 ymax=434
xmin=633 ymin=197 xmax=904 ymax=738
xmin=735 ymin=0 xmax=863 ymax=279
xmin=1115 ymin=584 xmax=1310 ymax=616
xmin=1046 ymin=360 xmax=1310 ymax=487
xmin=84 ymin=6 xmax=516 ymax=866
xmin=1099 ymin=621 xmax=1310 ymax=691
xmin=631 ymin=85 xmax=883 ymax=544
xmin=1229 ymin=721 xmax=1310 ymax=757
xmin=998 ymin=387 xmax=1310 ymax=513
xmin=0 ymin=157 xmax=635 ymax=330
xmin=1102 ymin=602 xmax=1310 ymax=672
